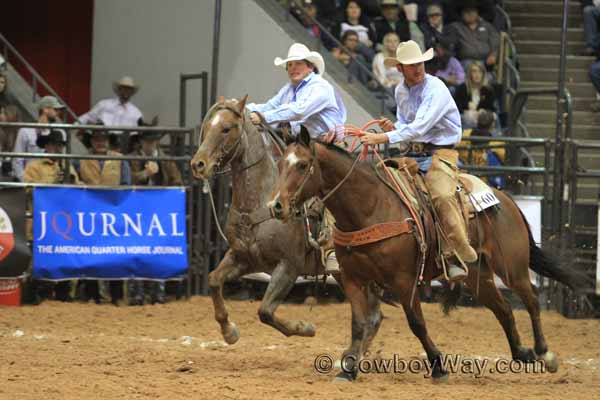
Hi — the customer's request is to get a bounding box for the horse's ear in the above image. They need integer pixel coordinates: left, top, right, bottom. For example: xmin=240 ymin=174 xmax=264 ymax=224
xmin=218 ymin=95 xmax=225 ymax=104
xmin=297 ymin=125 xmax=311 ymax=147
xmin=238 ymin=95 xmax=248 ymax=113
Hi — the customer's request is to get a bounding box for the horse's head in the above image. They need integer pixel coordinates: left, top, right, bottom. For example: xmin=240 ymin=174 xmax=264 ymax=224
xmin=191 ymin=95 xmax=248 ymax=180
xmin=269 ymin=127 xmax=322 ymax=220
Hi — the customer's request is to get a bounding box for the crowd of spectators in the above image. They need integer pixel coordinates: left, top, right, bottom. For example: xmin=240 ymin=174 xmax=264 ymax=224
xmin=290 ymin=0 xmax=506 ymax=144
xmin=0 ymin=73 xmax=184 ymax=306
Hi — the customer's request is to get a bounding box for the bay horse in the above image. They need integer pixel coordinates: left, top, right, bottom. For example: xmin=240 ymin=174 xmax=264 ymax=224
xmin=190 ymin=96 xmax=383 ymax=345
xmin=269 ymin=129 xmax=589 ymax=382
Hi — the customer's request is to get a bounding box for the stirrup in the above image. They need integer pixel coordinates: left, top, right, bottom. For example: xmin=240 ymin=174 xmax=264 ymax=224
xmin=447 ymin=264 xmax=468 ymax=282
xmin=324 ymin=252 xmax=340 ymax=274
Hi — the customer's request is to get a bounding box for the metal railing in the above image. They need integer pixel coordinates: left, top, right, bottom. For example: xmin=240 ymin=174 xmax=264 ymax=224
xmin=0 ymin=120 xmax=221 ymax=297
xmin=0 ymin=32 xmax=78 ymax=122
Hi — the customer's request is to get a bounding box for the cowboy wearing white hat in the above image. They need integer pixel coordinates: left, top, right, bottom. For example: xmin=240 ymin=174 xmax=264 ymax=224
xmin=247 ymin=43 xmax=347 ymax=275
xmin=246 ymin=42 xmax=346 ymax=140
xmin=79 ymin=75 xmax=144 ymax=131
xmin=361 ymin=40 xmax=476 ymax=282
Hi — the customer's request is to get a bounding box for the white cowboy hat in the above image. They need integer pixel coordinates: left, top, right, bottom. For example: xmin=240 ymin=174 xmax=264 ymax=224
xmin=112 ymin=76 xmax=139 ymax=96
xmin=274 ymin=43 xmax=325 ymax=75
xmin=384 ymin=40 xmax=434 ymax=68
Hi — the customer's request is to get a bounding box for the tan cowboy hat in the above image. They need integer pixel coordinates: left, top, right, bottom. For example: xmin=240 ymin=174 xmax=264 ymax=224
xmin=384 ymin=40 xmax=434 ymax=68
xmin=274 ymin=43 xmax=325 ymax=75
xmin=112 ymin=76 xmax=139 ymax=96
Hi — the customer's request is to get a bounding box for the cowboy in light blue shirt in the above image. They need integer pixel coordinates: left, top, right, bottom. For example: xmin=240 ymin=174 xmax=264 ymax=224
xmin=361 ymin=41 xmax=475 ymax=282
xmin=247 ymin=43 xmax=346 ymax=139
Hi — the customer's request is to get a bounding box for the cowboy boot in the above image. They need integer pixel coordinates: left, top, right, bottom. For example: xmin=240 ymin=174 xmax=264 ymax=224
xmin=324 ymin=249 xmax=340 ymax=274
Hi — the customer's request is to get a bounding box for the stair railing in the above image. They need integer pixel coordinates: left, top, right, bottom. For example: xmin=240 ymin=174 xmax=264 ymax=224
xmin=0 ymin=32 xmax=78 ymax=122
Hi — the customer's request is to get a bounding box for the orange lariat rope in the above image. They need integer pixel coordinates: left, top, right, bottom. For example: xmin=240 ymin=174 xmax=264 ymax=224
xmin=325 ymin=120 xmax=427 ymax=267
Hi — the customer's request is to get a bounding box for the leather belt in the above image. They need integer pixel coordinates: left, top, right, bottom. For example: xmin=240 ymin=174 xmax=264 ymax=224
xmin=407 ymin=142 xmax=455 ymax=157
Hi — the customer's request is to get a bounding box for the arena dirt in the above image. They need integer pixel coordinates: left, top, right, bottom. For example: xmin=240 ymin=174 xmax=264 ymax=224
xmin=1 ymin=297 xmax=599 ymax=399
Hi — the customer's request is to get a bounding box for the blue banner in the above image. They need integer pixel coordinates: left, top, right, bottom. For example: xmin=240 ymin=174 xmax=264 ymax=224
xmin=32 ymin=187 xmax=187 ymax=280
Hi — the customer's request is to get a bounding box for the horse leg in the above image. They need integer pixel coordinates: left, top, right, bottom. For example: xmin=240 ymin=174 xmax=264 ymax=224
xmin=208 ymin=250 xmax=247 ymax=345
xmin=511 ymin=281 xmax=559 ymax=372
xmin=467 ymin=269 xmax=535 ymax=363
xmin=257 ymin=262 xmax=315 ymax=337
xmin=399 ymin=291 xmax=449 ymax=382
xmin=362 ymin=282 xmax=383 ymax=355
xmin=335 ymin=274 xmax=368 ymax=382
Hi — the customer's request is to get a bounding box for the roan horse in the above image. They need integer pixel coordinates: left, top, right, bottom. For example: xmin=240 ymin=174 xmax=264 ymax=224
xmin=190 ymin=96 xmax=383 ymax=345
xmin=269 ymin=129 xmax=589 ymax=382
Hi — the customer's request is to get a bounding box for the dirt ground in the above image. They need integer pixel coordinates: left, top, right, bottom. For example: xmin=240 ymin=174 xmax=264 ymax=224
xmin=1 ymin=296 xmax=599 ymax=400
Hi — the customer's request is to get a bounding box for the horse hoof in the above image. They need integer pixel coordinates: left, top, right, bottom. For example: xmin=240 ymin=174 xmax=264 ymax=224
xmin=304 ymin=296 xmax=317 ymax=306
xmin=540 ymin=351 xmax=559 ymax=373
xmin=432 ymin=373 xmax=449 ymax=384
xmin=222 ymin=323 xmax=240 ymax=345
xmin=334 ymin=371 xmax=356 ymax=382
xmin=299 ymin=322 xmax=316 ymax=337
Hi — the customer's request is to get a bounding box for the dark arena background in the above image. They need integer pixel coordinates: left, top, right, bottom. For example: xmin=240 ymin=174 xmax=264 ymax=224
xmin=1 ymin=1 xmax=599 ymax=399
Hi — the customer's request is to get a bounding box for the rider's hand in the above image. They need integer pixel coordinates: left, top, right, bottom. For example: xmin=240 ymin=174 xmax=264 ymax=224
xmin=360 ymin=132 xmax=390 ymax=145
xmin=378 ymin=117 xmax=395 ymax=132
xmin=250 ymin=112 xmax=262 ymax=125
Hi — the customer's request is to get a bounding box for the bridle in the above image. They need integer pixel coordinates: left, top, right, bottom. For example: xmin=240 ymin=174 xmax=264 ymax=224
xmin=288 ymin=141 xmax=362 ymax=213
xmin=199 ymin=104 xmax=265 ymax=173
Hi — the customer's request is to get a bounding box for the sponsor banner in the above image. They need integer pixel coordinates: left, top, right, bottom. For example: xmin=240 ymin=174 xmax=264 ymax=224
xmin=33 ymin=187 xmax=187 ymax=280
xmin=0 ymin=187 xmax=31 ymax=278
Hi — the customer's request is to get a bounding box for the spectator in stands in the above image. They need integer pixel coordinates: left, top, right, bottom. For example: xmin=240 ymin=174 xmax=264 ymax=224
xmin=373 ymin=0 xmax=411 ymax=45
xmin=454 ymin=62 xmax=498 ymax=128
xmin=582 ymin=0 xmax=600 ymax=56
xmin=446 ymin=1 xmax=499 ymax=71
xmin=426 ymin=39 xmax=464 ymax=94
xmin=79 ymin=76 xmax=143 ymax=127
xmin=0 ymin=104 xmax=19 ymax=178
xmin=372 ymin=32 xmax=403 ymax=88
xmin=420 ymin=4 xmax=446 ymax=49
xmin=332 ymin=30 xmax=376 ymax=87
xmin=589 ymin=56 xmax=600 ymax=111
xmin=128 ymin=130 xmax=182 ymax=305
xmin=12 ymin=96 xmax=65 ymax=182
xmin=291 ymin=0 xmax=337 ymax=50
xmin=0 ymin=72 xmax=18 ymax=115
xmin=79 ymin=76 xmax=145 ymax=152
xmin=459 ymin=110 xmax=505 ymax=188
xmin=78 ymin=127 xmax=132 ymax=305
xmin=332 ymin=0 xmax=377 ymax=50
xmin=24 ymin=129 xmax=79 ymax=302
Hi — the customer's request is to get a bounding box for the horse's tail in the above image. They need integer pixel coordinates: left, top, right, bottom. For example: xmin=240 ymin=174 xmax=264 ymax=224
xmin=516 ymin=207 xmax=592 ymax=292
xmin=440 ymin=283 xmax=462 ymax=316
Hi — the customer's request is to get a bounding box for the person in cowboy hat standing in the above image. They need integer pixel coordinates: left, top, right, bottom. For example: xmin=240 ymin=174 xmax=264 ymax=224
xmin=360 ymin=40 xmax=477 ymax=282
xmin=246 ymin=43 xmax=347 ymax=140
xmin=79 ymin=76 xmax=143 ymax=127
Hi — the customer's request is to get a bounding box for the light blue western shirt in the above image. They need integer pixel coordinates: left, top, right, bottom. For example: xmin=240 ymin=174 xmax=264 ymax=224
xmin=246 ymin=72 xmax=347 ymax=138
xmin=386 ymin=74 xmax=462 ymax=146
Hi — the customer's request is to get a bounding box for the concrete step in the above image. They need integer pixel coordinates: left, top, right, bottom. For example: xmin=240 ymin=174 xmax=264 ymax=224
xmin=512 ymin=27 xmax=584 ymax=42
xmin=515 ymin=40 xmax=585 ymax=56
xmin=526 ymin=122 xmax=599 ymax=140
xmin=522 ymin=81 xmax=597 ymax=98
xmin=510 ymin=13 xmax=582 ymax=28
xmin=519 ymin=54 xmax=595 ymax=70
xmin=505 ymin=0 xmax=580 ymax=15
xmin=526 ymin=109 xmax=600 ymax=125
xmin=527 ymin=96 xmax=597 ymax=112
xmin=519 ymin=68 xmax=590 ymax=84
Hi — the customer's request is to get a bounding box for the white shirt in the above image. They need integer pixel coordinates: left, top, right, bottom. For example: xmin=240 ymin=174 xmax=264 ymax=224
xmin=79 ymin=98 xmax=143 ymax=127
xmin=372 ymin=53 xmax=403 ymax=88
xmin=12 ymin=127 xmax=43 ymax=181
